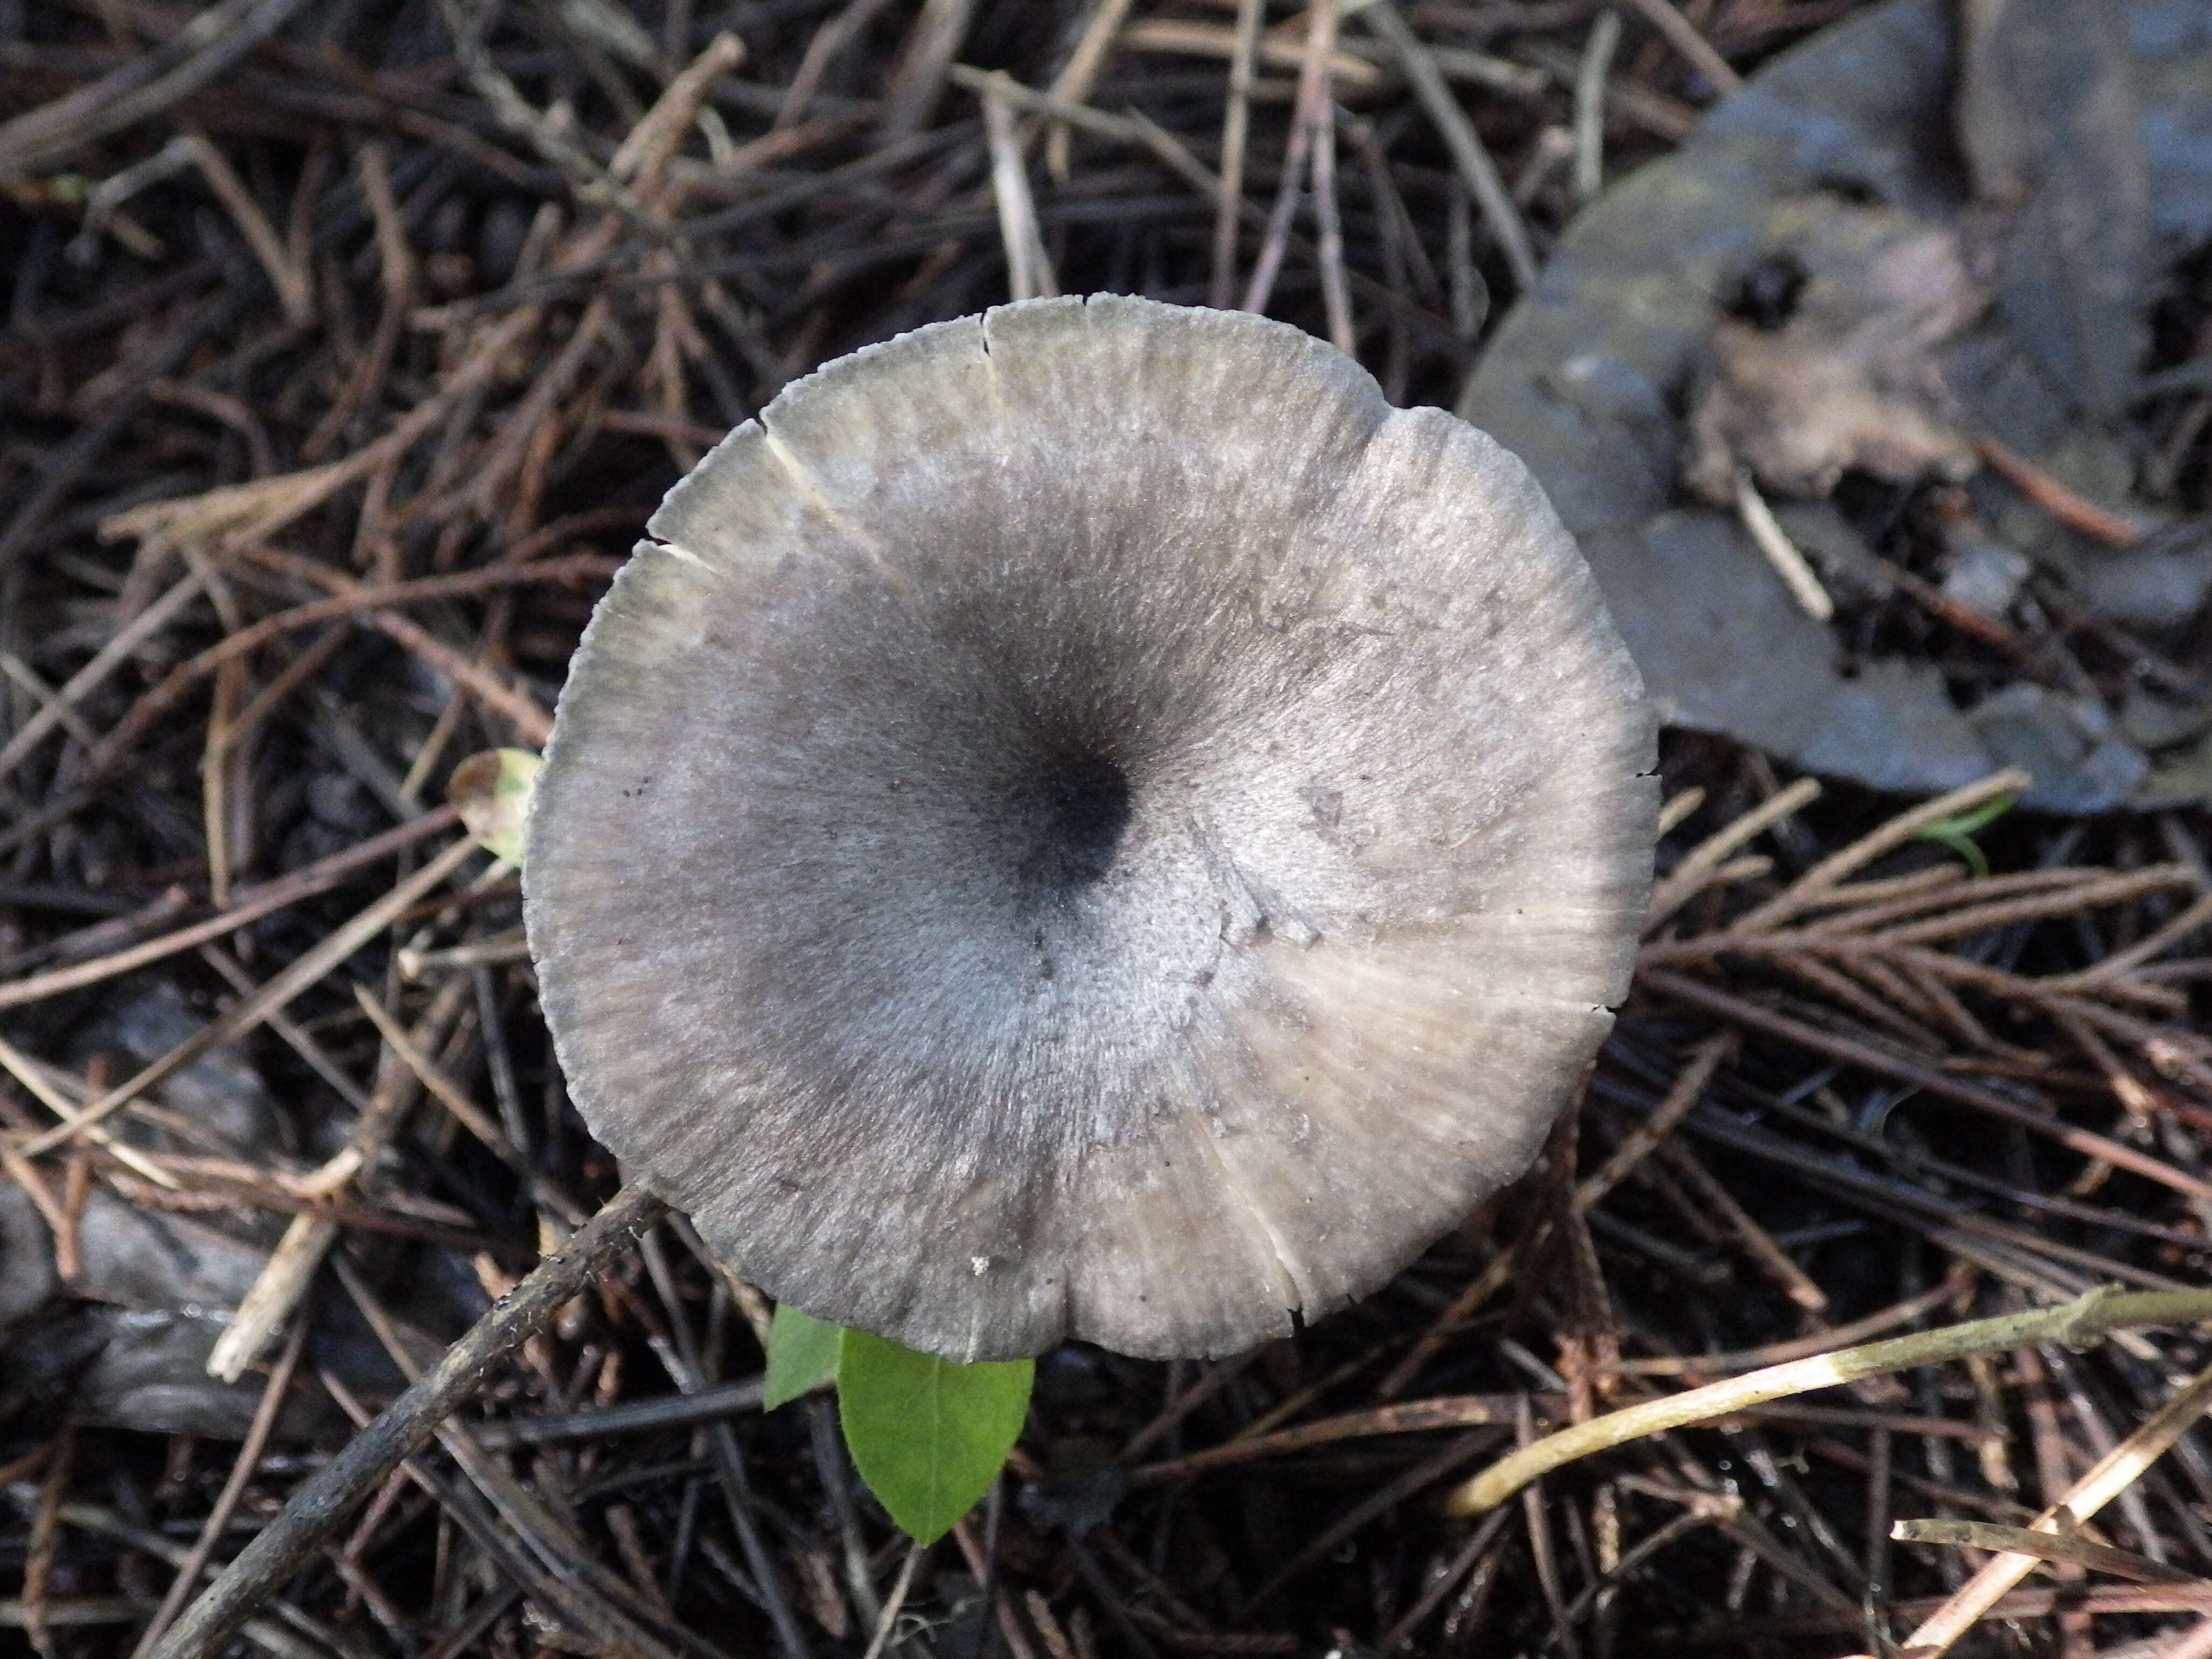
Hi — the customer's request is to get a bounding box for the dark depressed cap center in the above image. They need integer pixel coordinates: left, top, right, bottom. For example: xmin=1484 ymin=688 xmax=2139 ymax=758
xmin=523 ymin=294 xmax=1658 ymax=1362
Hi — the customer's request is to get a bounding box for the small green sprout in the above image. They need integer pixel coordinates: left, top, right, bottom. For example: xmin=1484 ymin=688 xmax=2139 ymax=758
xmin=448 ymin=747 xmax=542 ymax=863
xmin=1909 ymin=793 xmax=2017 ymax=879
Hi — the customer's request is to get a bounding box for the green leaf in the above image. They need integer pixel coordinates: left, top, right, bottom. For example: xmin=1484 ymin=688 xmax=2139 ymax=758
xmin=761 ymin=1304 xmax=843 ymax=1410
xmin=1910 ymin=793 xmax=2016 ymax=881
xmin=836 ymin=1331 xmax=1033 ymax=1545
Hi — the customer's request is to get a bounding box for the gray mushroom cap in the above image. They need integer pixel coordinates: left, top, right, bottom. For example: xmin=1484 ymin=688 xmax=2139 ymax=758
xmin=524 ymin=295 xmax=1657 ymax=1363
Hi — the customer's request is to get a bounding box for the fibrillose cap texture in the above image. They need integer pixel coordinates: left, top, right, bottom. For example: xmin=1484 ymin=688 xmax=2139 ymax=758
xmin=525 ymin=295 xmax=1657 ymax=1362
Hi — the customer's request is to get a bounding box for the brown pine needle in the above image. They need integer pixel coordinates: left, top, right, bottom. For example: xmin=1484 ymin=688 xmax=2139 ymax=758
xmin=1889 ymin=1518 xmax=2198 ymax=1586
xmin=1895 ymin=1359 xmax=2212 ymax=1656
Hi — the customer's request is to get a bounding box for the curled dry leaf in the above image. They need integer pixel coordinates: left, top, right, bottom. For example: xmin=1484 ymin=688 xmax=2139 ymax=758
xmin=448 ymin=747 xmax=542 ymax=863
xmin=1682 ymin=195 xmax=1988 ymax=503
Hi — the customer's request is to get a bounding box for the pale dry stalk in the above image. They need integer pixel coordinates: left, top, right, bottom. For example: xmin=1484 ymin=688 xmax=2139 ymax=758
xmin=1894 ymin=1359 xmax=2212 ymax=1657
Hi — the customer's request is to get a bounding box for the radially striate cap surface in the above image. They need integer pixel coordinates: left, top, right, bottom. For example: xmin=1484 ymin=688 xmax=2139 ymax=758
xmin=522 ymin=293 xmax=1658 ymax=1362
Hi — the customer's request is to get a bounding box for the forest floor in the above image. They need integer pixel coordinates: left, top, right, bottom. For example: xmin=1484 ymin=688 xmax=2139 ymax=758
xmin=4 ymin=1 xmax=2212 ymax=1656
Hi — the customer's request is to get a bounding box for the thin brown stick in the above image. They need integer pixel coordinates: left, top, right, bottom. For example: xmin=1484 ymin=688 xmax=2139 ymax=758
xmin=1577 ymin=1033 xmax=1734 ymax=1208
xmin=1735 ymin=467 xmax=1834 ymax=619
xmin=175 ymin=130 xmax=315 ymax=326
xmin=0 ymin=1135 xmax=73 ymax=1248
xmin=1209 ymin=0 xmax=1265 ymax=309
xmin=302 ymin=142 xmax=416 ymax=463
xmin=0 ymin=1033 xmax=177 ymax=1186
xmin=1133 ymin=1394 xmax=1520 ymax=1485
xmin=1360 ymin=0 xmax=1539 ymax=290
xmin=1115 ymin=17 xmax=1384 ymax=87
xmin=0 ymin=570 xmax=208 ymax=784
xmin=1889 ymin=1518 xmax=2196 ymax=1586
xmin=0 ymin=807 xmax=458 ymax=1014
xmin=1304 ymin=1 xmax=1355 ymax=352
xmin=1615 ymin=0 xmax=1744 ymax=95
xmin=22 ymin=836 xmax=478 ymax=1156
xmin=1657 ymin=1139 xmax=1831 ymax=1313
xmin=1648 ymin=866 xmax=2200 ymax=962
xmin=0 ymin=0 xmax=312 ymax=175
xmin=885 ymin=0 xmax=976 ymax=139
xmin=146 ymin=1182 xmax=668 ymax=1659
xmin=100 ymin=306 xmax=541 ymax=558
xmin=1732 ymin=768 xmax=2033 ymax=931
xmin=1119 ymin=1353 xmax=1260 ymax=1462
xmin=1813 ymin=866 xmax=2106 ymax=933
xmin=2048 ymin=891 xmax=2212 ymax=987
xmin=1376 ymin=1234 xmax=1527 ymax=1401
xmin=1974 ymin=433 xmax=2144 ymax=548
xmin=131 ymin=1321 xmax=312 ymax=1657
xmin=208 ymin=978 xmax=471 ymax=1381
xmin=1895 ymin=1359 xmax=2212 ymax=1657
xmin=1641 ymin=968 xmax=2212 ymax=1204
xmin=1871 ymin=867 xmax=2199 ymax=947
xmin=860 ymin=1543 xmax=926 ymax=1659
xmin=982 ymin=79 xmax=1058 ymax=300
xmin=23 ymin=1427 xmax=74 ymax=1657
xmin=1240 ymin=0 xmax=1339 ymax=314
xmin=951 ymin=1515 xmax=1042 ymax=1659
xmin=101 ymin=547 xmax=615 ymax=757
xmin=1042 ymin=0 xmax=1137 ymax=178
xmin=779 ymin=0 xmax=903 ymax=128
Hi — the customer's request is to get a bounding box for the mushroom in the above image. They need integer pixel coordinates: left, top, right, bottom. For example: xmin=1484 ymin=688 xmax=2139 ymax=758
xmin=524 ymin=294 xmax=1657 ymax=1363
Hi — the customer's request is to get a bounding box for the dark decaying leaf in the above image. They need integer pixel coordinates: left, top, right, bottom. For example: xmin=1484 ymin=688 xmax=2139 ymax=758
xmin=1463 ymin=0 xmax=2212 ymax=810
xmin=1957 ymin=0 xmax=2149 ymax=420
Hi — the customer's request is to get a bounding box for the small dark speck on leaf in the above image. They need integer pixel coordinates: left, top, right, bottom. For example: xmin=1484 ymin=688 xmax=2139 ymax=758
xmin=1719 ymin=250 xmax=1809 ymax=331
